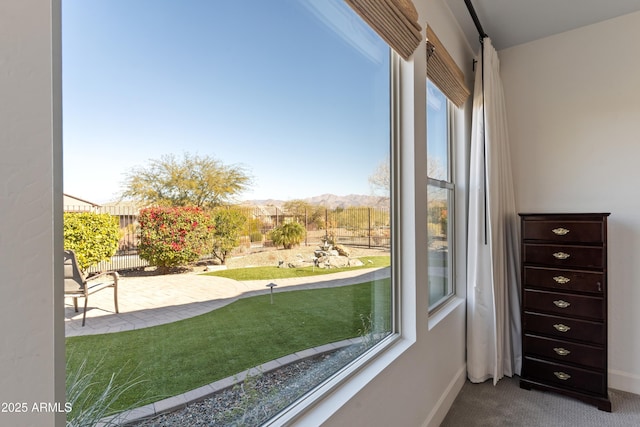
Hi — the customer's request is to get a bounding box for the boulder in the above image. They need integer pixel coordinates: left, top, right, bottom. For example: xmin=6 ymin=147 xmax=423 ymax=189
xmin=206 ymin=265 xmax=228 ymax=272
xmin=334 ymin=244 xmax=351 ymax=257
xmin=318 ymin=255 xmax=350 ymax=268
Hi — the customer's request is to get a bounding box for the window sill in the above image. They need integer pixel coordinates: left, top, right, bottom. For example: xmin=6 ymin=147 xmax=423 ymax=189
xmin=428 ymin=296 xmax=464 ymax=330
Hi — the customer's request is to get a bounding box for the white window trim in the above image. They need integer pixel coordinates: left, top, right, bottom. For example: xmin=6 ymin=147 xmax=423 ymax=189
xmin=429 ymin=101 xmax=467 ymax=328
xmin=427 ymin=89 xmax=456 ymax=313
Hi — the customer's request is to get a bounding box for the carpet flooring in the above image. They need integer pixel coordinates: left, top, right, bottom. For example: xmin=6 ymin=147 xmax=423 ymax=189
xmin=441 ymin=376 xmax=640 ymax=426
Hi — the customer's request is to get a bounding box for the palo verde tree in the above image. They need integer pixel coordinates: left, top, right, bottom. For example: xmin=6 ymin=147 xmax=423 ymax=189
xmin=121 ymin=152 xmax=252 ymax=208
xmin=369 ymin=156 xmax=445 ymax=194
xmin=368 ymin=157 xmax=390 ymax=195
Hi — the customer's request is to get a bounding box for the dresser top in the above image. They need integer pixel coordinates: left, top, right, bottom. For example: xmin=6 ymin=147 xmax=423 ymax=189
xmin=519 ymin=212 xmax=610 ymax=218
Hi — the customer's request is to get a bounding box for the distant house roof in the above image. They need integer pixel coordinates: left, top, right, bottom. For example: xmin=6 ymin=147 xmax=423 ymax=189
xmin=101 ymin=199 xmax=144 ymax=209
xmin=63 ymin=193 xmax=101 ymax=211
xmin=99 ymin=199 xmax=145 ymax=215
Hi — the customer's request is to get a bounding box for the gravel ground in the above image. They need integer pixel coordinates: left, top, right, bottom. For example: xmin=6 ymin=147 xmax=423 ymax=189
xmin=128 ymin=343 xmax=372 ymax=427
xmin=223 ymin=245 xmax=389 ymax=269
xmin=120 ymin=246 xmax=390 ymax=277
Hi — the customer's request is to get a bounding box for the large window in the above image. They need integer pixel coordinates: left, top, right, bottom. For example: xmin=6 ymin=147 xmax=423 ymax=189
xmin=427 ymin=79 xmax=454 ymax=310
xmin=62 ymin=0 xmax=395 ymax=424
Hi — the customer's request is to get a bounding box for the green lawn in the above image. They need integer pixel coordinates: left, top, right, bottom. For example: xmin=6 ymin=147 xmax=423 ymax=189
xmin=66 ymin=279 xmax=391 ymax=414
xmin=205 ymin=255 xmax=390 ymax=280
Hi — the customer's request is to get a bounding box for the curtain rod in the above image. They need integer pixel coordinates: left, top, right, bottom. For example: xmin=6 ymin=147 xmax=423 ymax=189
xmin=464 ymin=0 xmax=488 ymax=41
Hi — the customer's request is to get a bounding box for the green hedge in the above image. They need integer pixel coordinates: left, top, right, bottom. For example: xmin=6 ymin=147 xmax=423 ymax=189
xmin=63 ymin=212 xmax=120 ymax=272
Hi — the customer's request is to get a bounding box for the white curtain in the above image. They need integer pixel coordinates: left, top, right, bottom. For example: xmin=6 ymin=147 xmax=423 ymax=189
xmin=466 ymin=38 xmax=521 ymax=385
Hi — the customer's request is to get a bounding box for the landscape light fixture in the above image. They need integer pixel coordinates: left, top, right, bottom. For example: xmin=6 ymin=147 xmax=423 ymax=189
xmin=266 ymin=282 xmax=278 ymax=304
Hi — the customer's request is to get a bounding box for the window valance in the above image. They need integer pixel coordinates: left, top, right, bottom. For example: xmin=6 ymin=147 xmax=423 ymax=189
xmin=426 ymin=25 xmax=470 ymax=107
xmin=345 ymin=0 xmax=422 ymax=61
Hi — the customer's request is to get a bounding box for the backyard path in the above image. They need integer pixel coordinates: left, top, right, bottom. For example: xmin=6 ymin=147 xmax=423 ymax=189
xmin=65 ymin=266 xmax=391 ymax=337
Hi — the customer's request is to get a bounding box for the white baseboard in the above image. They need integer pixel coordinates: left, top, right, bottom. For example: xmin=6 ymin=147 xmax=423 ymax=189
xmin=609 ymin=369 xmax=640 ymax=395
xmin=422 ymin=364 xmax=467 ymax=427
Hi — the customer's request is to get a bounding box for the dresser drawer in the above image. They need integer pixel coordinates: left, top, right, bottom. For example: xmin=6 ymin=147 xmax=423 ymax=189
xmin=523 ymin=244 xmax=604 ymax=269
xmin=523 ymin=357 xmax=606 ymax=395
xmin=523 ymin=289 xmax=604 ymax=320
xmin=524 ymin=334 xmax=604 ymax=369
xmin=524 ymin=266 xmax=604 ymax=294
xmin=522 ymin=220 xmax=604 ymax=244
xmin=523 ymin=312 xmax=605 ymax=345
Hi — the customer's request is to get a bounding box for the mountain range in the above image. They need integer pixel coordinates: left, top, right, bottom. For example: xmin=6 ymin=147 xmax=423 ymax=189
xmin=241 ymin=193 xmax=390 ymax=209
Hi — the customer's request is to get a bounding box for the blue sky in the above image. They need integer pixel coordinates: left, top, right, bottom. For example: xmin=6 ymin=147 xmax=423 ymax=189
xmin=427 ymin=80 xmax=449 ymax=180
xmin=62 ymin=0 xmax=392 ymax=203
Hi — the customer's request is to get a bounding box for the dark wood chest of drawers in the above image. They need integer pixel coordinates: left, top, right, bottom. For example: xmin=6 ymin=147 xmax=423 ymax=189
xmin=519 ymin=213 xmax=611 ymax=412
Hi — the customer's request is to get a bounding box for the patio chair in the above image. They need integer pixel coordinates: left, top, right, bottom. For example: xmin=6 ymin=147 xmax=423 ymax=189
xmin=64 ymin=250 xmax=119 ymax=326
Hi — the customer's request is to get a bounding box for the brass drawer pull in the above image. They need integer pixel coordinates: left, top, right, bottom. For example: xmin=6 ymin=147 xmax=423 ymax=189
xmin=553 ymin=347 xmax=571 ymax=356
xmin=553 ymin=276 xmax=571 ymax=284
xmin=553 ymin=252 xmax=571 ymax=260
xmin=552 ymin=227 xmax=570 ymax=235
xmin=553 ymin=300 xmax=571 ymax=309
xmin=553 ymin=323 xmax=571 ymax=332
xmin=554 ymin=371 xmax=571 ymax=381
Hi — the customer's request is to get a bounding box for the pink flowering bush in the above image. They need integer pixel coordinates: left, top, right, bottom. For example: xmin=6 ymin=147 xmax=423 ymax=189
xmin=138 ymin=206 xmax=214 ymax=272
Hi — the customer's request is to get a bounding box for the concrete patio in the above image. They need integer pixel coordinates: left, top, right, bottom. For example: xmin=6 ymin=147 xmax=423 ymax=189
xmin=65 ymin=267 xmax=391 ymax=337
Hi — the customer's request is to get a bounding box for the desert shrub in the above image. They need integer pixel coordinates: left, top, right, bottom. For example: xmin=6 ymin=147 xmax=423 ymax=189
xmin=66 ymin=357 xmax=148 ymax=427
xmin=242 ymin=216 xmax=264 ymax=236
xmin=239 ymin=235 xmax=251 ymax=248
xmin=270 ymin=222 xmax=306 ymax=249
xmin=210 ymin=208 xmax=247 ymax=264
xmin=427 ymin=222 xmax=442 ymax=242
xmin=64 ymin=212 xmax=120 ymax=272
xmin=440 ymin=209 xmax=448 ymax=232
xmin=138 ymin=206 xmax=213 ymax=272
xmin=249 ymin=231 xmax=263 ymax=243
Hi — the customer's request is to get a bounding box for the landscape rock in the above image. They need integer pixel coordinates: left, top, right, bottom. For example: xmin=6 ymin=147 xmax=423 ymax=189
xmin=206 ymin=265 xmax=227 ymax=272
xmin=334 ymin=244 xmax=350 ymax=257
xmin=318 ymin=255 xmax=350 ymax=268
xmin=348 ymin=259 xmax=364 ymax=267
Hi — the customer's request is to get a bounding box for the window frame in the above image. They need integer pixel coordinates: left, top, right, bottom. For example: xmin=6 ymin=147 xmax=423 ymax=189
xmin=54 ymin=3 xmax=431 ymax=425
xmin=426 ymin=81 xmax=456 ymax=312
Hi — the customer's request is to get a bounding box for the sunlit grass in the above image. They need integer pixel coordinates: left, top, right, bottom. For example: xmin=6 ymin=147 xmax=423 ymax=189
xmin=204 ymin=256 xmax=390 ymax=281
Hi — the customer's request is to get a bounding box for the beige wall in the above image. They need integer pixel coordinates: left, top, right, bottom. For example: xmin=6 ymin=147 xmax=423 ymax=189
xmin=0 ymin=0 xmax=64 ymax=426
xmin=0 ymin=0 xmax=471 ymax=426
xmin=500 ymin=10 xmax=640 ymax=394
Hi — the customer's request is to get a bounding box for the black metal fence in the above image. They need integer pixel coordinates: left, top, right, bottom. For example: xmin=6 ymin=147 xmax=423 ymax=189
xmin=64 ymin=204 xmax=391 ymax=272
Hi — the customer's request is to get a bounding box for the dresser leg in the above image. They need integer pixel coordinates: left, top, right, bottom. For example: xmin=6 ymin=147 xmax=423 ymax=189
xmin=519 ymin=379 xmax=532 ymax=390
xmin=597 ymin=399 xmax=612 ymax=412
